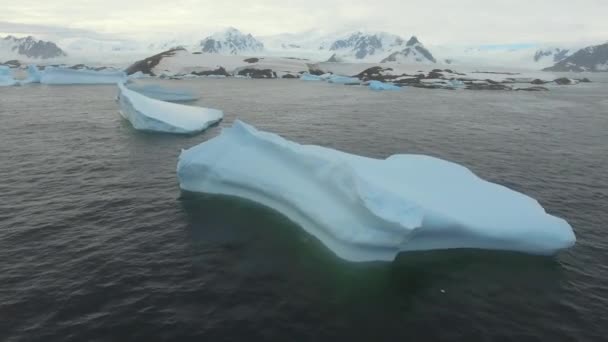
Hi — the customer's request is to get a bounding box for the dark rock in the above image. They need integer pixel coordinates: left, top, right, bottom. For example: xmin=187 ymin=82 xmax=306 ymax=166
xmin=554 ymin=77 xmax=575 ymax=85
xmin=125 ymin=48 xmax=185 ymax=76
xmin=355 ymin=66 xmax=396 ymax=81
xmin=427 ymin=71 xmax=443 ymax=79
xmin=466 ymin=83 xmax=513 ymax=91
xmin=192 ymin=52 xmax=202 ymax=54
xmin=282 ymin=74 xmax=297 ymax=79
xmin=237 ymin=68 xmax=277 ymax=79
xmin=191 ymin=67 xmax=230 ymax=77
xmin=244 ymin=57 xmax=260 ymax=63
xmin=326 ymin=54 xmax=341 ymax=63
xmin=531 ymin=79 xmax=548 ymax=85
xmin=1 ymin=60 xmax=21 ymax=67
xmin=69 ymin=64 xmax=86 ymax=70
xmin=578 ymin=78 xmax=592 ymax=83
xmin=516 ymin=86 xmax=549 ymax=91
xmin=307 ymin=67 xmax=324 ymax=76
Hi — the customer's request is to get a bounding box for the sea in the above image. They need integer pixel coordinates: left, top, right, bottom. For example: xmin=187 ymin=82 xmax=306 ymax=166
xmin=1 ymin=76 xmax=607 ymax=341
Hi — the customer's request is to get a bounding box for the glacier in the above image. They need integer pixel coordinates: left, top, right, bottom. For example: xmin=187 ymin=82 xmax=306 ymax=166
xmin=41 ymin=67 xmax=127 ymax=85
xmin=117 ymin=83 xmax=222 ymax=134
xmin=126 ymin=83 xmax=200 ymax=102
xmin=0 ymin=66 xmax=17 ymax=86
xmin=369 ymin=80 xmax=401 ymax=91
xmin=177 ymin=121 xmax=576 ymax=262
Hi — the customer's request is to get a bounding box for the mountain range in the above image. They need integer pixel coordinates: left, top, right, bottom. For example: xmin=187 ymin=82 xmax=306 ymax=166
xmin=0 ymin=35 xmax=66 ymax=59
xmin=1 ymin=28 xmax=606 ymax=72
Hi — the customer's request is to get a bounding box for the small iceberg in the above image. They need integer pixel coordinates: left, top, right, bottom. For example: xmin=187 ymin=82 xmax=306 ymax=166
xmin=117 ymin=83 xmax=222 ymax=134
xmin=41 ymin=67 xmax=127 ymax=84
xmin=369 ymin=80 xmax=401 ymax=91
xmin=327 ymin=75 xmax=361 ymax=85
xmin=126 ymin=83 xmax=200 ymax=102
xmin=300 ymin=73 xmax=323 ymax=81
xmin=177 ymin=121 xmax=576 ymax=262
xmin=0 ymin=66 xmax=17 ymax=86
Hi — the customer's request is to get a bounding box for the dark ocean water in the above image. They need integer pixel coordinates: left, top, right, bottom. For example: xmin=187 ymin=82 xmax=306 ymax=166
xmin=1 ymin=78 xmax=607 ymax=341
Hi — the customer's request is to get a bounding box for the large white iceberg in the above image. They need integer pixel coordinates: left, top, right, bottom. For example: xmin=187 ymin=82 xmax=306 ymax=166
xmin=126 ymin=83 xmax=200 ymax=102
xmin=0 ymin=66 xmax=17 ymax=86
xmin=177 ymin=121 xmax=576 ymax=262
xmin=117 ymin=83 xmax=222 ymax=134
xmin=41 ymin=67 xmax=127 ymax=85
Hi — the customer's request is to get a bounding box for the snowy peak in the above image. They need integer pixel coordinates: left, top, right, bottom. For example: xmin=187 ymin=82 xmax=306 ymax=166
xmin=406 ymin=36 xmax=420 ymax=46
xmin=543 ymin=42 xmax=608 ymax=72
xmin=381 ymin=36 xmax=436 ymax=64
xmin=534 ymin=48 xmax=571 ymax=63
xmin=199 ymin=28 xmax=264 ymax=55
xmin=1 ymin=35 xmax=66 ymax=59
xmin=324 ymin=31 xmax=406 ymax=60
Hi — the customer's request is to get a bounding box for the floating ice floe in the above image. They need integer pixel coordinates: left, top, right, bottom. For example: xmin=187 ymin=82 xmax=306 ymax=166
xmin=368 ymin=80 xmax=401 ymax=91
xmin=300 ymin=73 xmax=323 ymax=81
xmin=41 ymin=67 xmax=127 ymax=85
xmin=126 ymin=83 xmax=200 ymax=102
xmin=177 ymin=121 xmax=576 ymax=262
xmin=327 ymin=75 xmax=361 ymax=85
xmin=0 ymin=66 xmax=17 ymax=86
xmin=117 ymin=83 xmax=222 ymax=134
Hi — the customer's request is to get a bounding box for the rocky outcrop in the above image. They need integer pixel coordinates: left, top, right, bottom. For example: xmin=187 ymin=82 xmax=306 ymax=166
xmin=237 ymin=68 xmax=276 ymax=78
xmin=191 ymin=67 xmax=231 ymax=77
xmin=125 ymin=48 xmax=185 ymax=76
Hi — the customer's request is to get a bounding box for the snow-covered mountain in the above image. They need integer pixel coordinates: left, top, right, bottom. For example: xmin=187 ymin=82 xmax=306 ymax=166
xmin=544 ymin=43 xmax=608 ymax=72
xmin=199 ymin=28 xmax=264 ymax=55
xmin=321 ymin=31 xmax=406 ymax=60
xmin=1 ymin=35 xmax=66 ymax=59
xmin=381 ymin=36 xmax=436 ymax=64
xmin=534 ymin=48 xmax=571 ymax=64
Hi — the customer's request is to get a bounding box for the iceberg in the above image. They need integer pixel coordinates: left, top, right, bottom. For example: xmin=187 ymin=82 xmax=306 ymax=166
xmin=0 ymin=66 xmax=17 ymax=86
xmin=327 ymin=75 xmax=361 ymax=85
xmin=117 ymin=83 xmax=222 ymax=134
xmin=41 ymin=67 xmax=127 ymax=84
xmin=300 ymin=73 xmax=323 ymax=81
xmin=369 ymin=80 xmax=401 ymax=91
xmin=126 ymin=83 xmax=200 ymax=102
xmin=177 ymin=121 xmax=576 ymax=262
xmin=18 ymin=64 xmax=42 ymax=84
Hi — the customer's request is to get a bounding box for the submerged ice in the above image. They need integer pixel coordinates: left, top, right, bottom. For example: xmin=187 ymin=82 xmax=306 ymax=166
xmin=177 ymin=121 xmax=576 ymax=262
xmin=117 ymin=83 xmax=222 ymax=134
xmin=126 ymin=83 xmax=200 ymax=102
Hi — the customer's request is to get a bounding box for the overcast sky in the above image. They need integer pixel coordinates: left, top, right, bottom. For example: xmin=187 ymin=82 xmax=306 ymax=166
xmin=1 ymin=0 xmax=607 ymax=44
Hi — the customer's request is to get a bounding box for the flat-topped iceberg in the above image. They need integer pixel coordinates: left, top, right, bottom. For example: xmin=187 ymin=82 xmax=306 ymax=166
xmin=126 ymin=83 xmax=200 ymax=102
xmin=117 ymin=83 xmax=222 ymax=134
xmin=41 ymin=67 xmax=126 ymax=84
xmin=327 ymin=75 xmax=361 ymax=85
xmin=369 ymin=80 xmax=401 ymax=91
xmin=300 ymin=73 xmax=323 ymax=81
xmin=177 ymin=121 xmax=576 ymax=262
xmin=0 ymin=66 xmax=17 ymax=86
